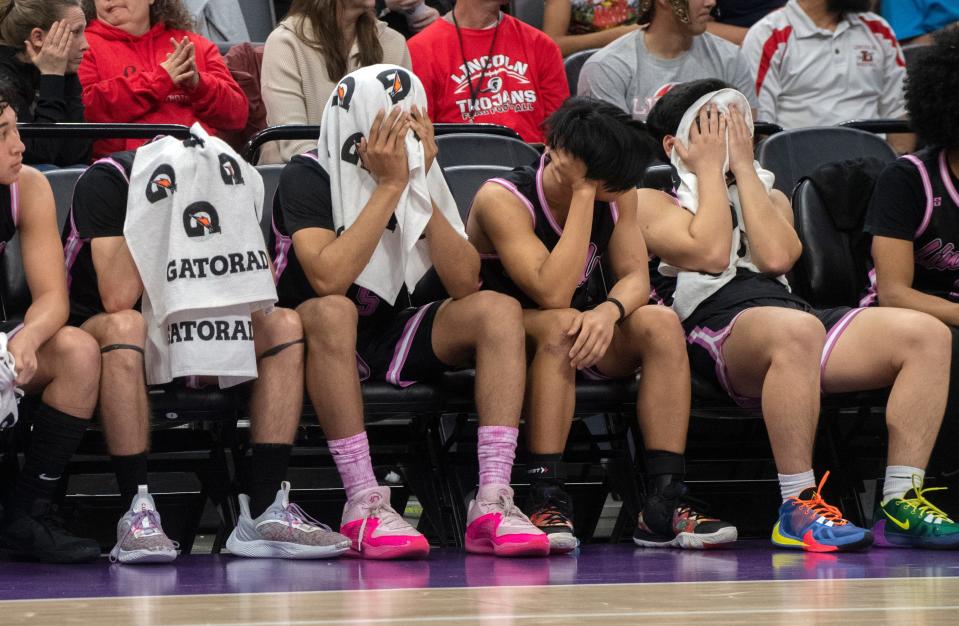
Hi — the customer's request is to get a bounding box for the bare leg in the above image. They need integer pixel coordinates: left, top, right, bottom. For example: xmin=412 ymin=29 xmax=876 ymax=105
xmin=520 ymin=308 xmax=579 ymax=453
xmin=430 ymin=291 xmax=526 ymax=427
xmin=297 ymin=296 xmax=365 ymax=440
xmin=249 ymin=308 xmax=304 ymax=445
xmin=721 ymin=308 xmax=826 ymax=475
xmin=822 ymin=308 xmax=950 ymax=469
xmin=596 ymin=305 xmax=689 ymax=454
xmin=23 ymin=326 xmax=101 ymax=418
xmin=80 ymin=311 xmax=149 ymax=456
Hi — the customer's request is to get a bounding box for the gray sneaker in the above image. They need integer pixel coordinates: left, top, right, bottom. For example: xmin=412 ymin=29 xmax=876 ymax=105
xmin=109 ymin=485 xmax=178 ymax=564
xmin=226 ymin=481 xmax=351 ymax=559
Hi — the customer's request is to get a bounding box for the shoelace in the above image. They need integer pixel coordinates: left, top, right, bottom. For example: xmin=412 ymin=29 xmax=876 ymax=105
xmin=109 ymin=510 xmax=178 ymax=563
xmin=790 ymin=471 xmax=848 ymax=526
xmin=281 ymin=503 xmax=334 ymax=538
xmin=495 ymin=490 xmax=532 ymax=524
xmin=899 ymin=475 xmax=955 ymax=524
xmin=356 ymin=497 xmax=407 ymax=553
xmin=531 ymin=505 xmax=571 ymax=526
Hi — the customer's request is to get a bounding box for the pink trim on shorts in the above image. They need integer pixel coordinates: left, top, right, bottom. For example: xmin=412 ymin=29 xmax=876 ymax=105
xmin=819 ymin=308 xmax=866 ymax=381
xmin=609 ymin=200 xmax=620 ymax=224
xmin=385 ymin=303 xmax=433 ymax=388
xmin=355 ymin=351 xmax=370 ymax=382
xmin=859 ymin=268 xmax=878 ymax=307
xmin=902 ymin=154 xmax=934 ymax=238
xmin=939 ymin=150 xmax=959 ymax=211
xmin=4 ymin=323 xmax=23 ymax=339
xmin=271 ymin=219 xmax=291 ymax=284
xmin=687 ymin=310 xmax=757 ymax=408
xmin=486 ymin=178 xmax=536 ymax=227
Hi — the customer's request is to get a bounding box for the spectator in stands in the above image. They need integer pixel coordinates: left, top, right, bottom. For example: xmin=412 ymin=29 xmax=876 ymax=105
xmin=543 ymin=0 xmax=641 ymax=57
xmin=183 ymin=0 xmax=252 ymax=42
xmin=260 ymin=0 xmax=411 ymax=163
xmin=467 ymin=97 xmax=737 ymax=552
xmin=578 ymin=0 xmax=757 ymax=121
xmin=63 ymin=145 xmax=348 ymax=563
xmin=407 ymin=0 xmax=569 ymax=143
xmin=376 ymin=0 xmax=448 ymax=39
xmin=79 ymin=0 xmax=248 ymax=159
xmin=865 ymin=28 xmax=959 ymax=478
xmin=0 ymin=81 xmax=102 ymax=564
xmin=273 ymin=65 xmax=549 ymax=559
xmin=643 ymin=78 xmax=959 ymax=551
xmin=0 ymin=0 xmax=91 ymax=167
xmin=742 ymin=0 xmax=907 ymax=130
xmin=881 ymin=0 xmax=959 ymax=45
xmin=706 ymin=0 xmax=786 ymax=45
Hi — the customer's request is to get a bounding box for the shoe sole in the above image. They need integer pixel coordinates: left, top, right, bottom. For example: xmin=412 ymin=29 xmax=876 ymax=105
xmin=546 ymin=532 xmax=580 ymax=554
xmin=113 ymin=548 xmax=178 ymax=564
xmin=771 ymin=522 xmax=873 ymax=552
xmin=633 ymin=526 xmax=739 ymax=549
xmin=466 ymin=538 xmax=551 ymax=557
xmin=343 ymin=543 xmax=431 ymax=560
xmin=872 ymin=520 xmax=959 ymax=549
xmin=226 ymin=535 xmax=350 ymax=559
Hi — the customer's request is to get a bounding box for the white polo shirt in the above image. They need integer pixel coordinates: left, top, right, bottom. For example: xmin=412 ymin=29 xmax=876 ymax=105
xmin=741 ymin=1 xmax=906 ymax=129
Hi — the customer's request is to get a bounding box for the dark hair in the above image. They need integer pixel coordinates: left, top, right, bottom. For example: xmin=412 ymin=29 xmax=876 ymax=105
xmin=904 ymin=28 xmax=959 ymax=149
xmin=543 ymin=97 xmax=656 ymax=193
xmin=0 ymin=0 xmax=81 ymax=51
xmin=288 ymin=0 xmax=383 ymax=82
xmin=0 ymin=76 xmax=17 ymax=116
xmin=645 ymin=78 xmax=732 ymax=159
xmin=82 ymin=0 xmax=194 ymax=32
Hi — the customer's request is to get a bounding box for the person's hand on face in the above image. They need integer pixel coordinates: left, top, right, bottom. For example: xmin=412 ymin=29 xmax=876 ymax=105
xmin=550 ymin=148 xmax=596 ymax=194
xmin=673 ymin=103 xmax=728 ymax=176
xmin=726 ymin=104 xmax=754 ymax=175
xmin=359 ymin=107 xmax=412 ymax=190
xmin=25 ymin=20 xmax=73 ymax=76
xmin=410 ymin=105 xmax=437 ymax=172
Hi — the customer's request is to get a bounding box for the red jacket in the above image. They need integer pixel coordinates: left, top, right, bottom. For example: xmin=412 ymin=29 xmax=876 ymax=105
xmin=79 ymin=20 xmax=248 ymax=159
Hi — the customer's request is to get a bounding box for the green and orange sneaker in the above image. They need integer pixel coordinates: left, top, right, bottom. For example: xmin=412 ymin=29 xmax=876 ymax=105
xmin=873 ymin=478 xmax=959 ymax=549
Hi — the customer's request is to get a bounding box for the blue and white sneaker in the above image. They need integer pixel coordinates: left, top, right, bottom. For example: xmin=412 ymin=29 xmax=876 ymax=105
xmin=771 ymin=472 xmax=873 ymax=552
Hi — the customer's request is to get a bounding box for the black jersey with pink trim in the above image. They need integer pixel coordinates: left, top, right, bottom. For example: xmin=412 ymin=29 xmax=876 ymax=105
xmin=61 ymin=151 xmax=136 ymax=323
xmin=479 ymin=154 xmax=618 ymax=311
xmin=864 ymin=148 xmax=959 ymax=303
xmin=270 ymin=150 xmax=417 ymax=334
xmin=0 ymin=180 xmax=19 ymax=255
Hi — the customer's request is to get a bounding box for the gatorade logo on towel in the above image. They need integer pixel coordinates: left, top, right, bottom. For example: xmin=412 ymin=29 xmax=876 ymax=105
xmin=218 ymin=154 xmax=245 ymax=186
xmin=182 ymin=201 xmax=221 ymax=239
xmin=146 ymin=164 xmax=177 ymax=203
xmin=376 ymin=68 xmax=412 ymax=104
xmin=333 ymin=76 xmax=357 ymax=111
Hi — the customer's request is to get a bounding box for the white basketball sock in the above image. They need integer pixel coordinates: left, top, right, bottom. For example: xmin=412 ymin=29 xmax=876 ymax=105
xmin=882 ymin=465 xmax=924 ymax=504
xmin=779 ymin=469 xmax=816 ymax=501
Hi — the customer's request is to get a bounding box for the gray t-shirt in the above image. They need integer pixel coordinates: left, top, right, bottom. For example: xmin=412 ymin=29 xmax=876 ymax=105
xmin=577 ymin=29 xmax=758 ymax=120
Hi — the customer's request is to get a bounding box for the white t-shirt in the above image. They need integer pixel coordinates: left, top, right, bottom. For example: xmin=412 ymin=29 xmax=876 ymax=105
xmin=577 ymin=28 xmax=758 ymax=120
xmin=741 ymin=1 xmax=907 ymax=129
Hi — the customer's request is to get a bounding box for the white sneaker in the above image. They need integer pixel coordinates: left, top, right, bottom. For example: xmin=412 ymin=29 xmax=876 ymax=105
xmin=109 ymin=485 xmax=178 ymax=564
xmin=226 ymin=481 xmax=351 ymax=559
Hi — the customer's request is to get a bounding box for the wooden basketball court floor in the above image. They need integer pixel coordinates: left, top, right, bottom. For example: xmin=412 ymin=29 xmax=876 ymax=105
xmin=3 ymin=541 xmax=959 ymax=624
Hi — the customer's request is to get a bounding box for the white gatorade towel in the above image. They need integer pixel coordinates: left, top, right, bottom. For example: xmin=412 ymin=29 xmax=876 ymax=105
xmin=125 ymin=123 xmax=278 ymax=387
xmin=319 ymin=64 xmax=465 ymax=305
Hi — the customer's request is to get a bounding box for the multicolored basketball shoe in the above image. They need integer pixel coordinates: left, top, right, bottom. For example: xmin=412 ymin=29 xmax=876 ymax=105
xmin=110 ymin=485 xmax=178 ymax=564
xmin=527 ymin=484 xmax=579 ymax=554
xmin=341 ymin=486 xmax=430 ymax=559
xmin=633 ymin=481 xmax=737 ymax=549
xmin=873 ymin=478 xmax=959 ymax=549
xmin=772 ymin=472 xmax=873 ymax=552
xmin=466 ymin=484 xmax=550 ymax=557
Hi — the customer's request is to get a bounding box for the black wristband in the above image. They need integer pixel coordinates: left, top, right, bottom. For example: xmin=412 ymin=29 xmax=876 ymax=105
xmin=606 ymin=297 xmax=626 ymax=324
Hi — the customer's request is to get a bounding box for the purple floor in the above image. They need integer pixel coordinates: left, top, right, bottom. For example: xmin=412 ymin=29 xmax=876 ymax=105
xmin=3 ymin=541 xmax=959 ymax=601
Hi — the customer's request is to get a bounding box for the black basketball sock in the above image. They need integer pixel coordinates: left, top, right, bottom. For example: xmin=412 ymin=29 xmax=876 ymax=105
xmin=13 ymin=403 xmax=90 ymax=510
xmin=526 ymin=452 xmax=566 ymax=492
xmin=112 ymin=451 xmax=149 ymax=505
xmin=644 ymin=450 xmax=686 ymax=496
xmin=248 ymin=443 xmax=293 ymax=518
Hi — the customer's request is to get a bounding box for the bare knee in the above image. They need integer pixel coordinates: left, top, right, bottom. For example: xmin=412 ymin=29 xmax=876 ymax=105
xmin=770 ymin=314 xmax=825 ymax=364
xmin=297 ymin=296 xmax=357 ymax=349
xmin=894 ymin=311 xmax=952 ymax=366
xmin=468 ymin=292 xmax=524 ymax=343
xmin=254 ymin=307 xmax=303 ymax=347
xmin=528 ymin=308 xmax=579 ymax=356
xmin=95 ymin=310 xmax=147 ymax=345
xmin=627 ymin=305 xmax=686 ymax=357
xmin=50 ymin=327 xmax=101 ymax=388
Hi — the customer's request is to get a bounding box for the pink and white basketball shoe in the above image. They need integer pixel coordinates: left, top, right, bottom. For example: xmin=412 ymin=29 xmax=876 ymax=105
xmin=466 ymin=485 xmax=550 ymax=557
xmin=340 ymin=486 xmax=430 ymax=559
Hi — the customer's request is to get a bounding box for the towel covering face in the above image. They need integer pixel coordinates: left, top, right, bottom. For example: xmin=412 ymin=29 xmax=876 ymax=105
xmin=659 ymin=88 xmax=787 ymax=320
xmin=318 ymin=64 xmax=466 ymax=306
xmin=124 ymin=123 xmax=278 ymax=386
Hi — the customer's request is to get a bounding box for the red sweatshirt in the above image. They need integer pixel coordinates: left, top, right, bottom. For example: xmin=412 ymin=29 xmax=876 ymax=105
xmin=79 ymin=20 xmax=248 ymax=159
xmin=408 ymin=15 xmax=569 ymax=143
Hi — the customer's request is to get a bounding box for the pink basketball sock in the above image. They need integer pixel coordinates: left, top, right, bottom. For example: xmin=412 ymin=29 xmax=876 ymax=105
xmin=477 ymin=426 xmax=518 ymax=487
xmin=329 ymin=431 xmax=378 ymax=500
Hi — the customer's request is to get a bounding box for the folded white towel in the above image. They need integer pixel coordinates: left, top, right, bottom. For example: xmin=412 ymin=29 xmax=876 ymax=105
xmin=0 ymin=332 xmax=22 ymax=429
xmin=319 ymin=64 xmax=464 ymax=305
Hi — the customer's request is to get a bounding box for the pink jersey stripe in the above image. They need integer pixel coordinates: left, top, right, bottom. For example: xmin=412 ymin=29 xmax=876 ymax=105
xmin=901 ymin=154 xmax=934 ymax=238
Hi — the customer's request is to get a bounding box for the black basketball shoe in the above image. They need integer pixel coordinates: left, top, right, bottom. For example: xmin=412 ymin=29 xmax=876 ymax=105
xmin=634 ymin=481 xmax=738 ymax=549
xmin=1 ymin=498 xmax=100 ymax=563
xmin=527 ymin=484 xmax=579 ymax=554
